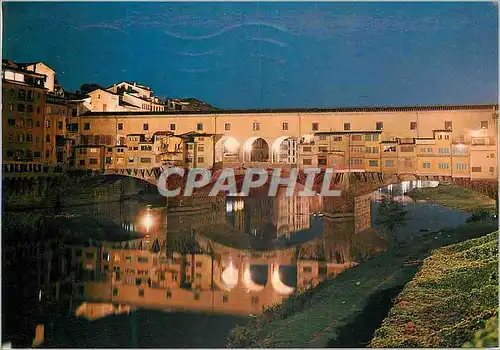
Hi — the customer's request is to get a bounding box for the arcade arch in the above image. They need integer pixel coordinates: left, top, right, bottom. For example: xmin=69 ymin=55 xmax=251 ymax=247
xmin=214 ymin=136 xmax=240 ymax=163
xmin=271 ymin=136 xmax=297 ymax=164
xmin=242 ymin=137 xmax=270 ymax=162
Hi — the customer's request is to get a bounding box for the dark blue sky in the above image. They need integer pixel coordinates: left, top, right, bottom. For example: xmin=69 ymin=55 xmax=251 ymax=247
xmin=3 ymin=2 xmax=498 ymax=109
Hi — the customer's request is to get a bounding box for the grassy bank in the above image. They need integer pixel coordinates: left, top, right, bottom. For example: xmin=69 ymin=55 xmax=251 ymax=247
xmin=227 ymin=220 xmax=498 ymax=348
xmin=408 ymin=183 xmax=496 ymax=213
xmin=371 ymin=231 xmax=498 ymax=347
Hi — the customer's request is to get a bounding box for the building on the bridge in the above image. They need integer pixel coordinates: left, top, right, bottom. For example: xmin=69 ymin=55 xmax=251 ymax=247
xmin=74 ymin=145 xmax=105 ymax=171
xmin=182 ymin=132 xmax=215 ymax=168
xmin=68 ymin=104 xmax=497 ymax=181
xmin=152 ymin=132 xmax=185 ymax=166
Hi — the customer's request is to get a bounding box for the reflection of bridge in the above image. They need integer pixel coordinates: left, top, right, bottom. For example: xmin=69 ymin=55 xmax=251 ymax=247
xmin=79 ymin=247 xmax=355 ymax=316
xmin=8 ymin=190 xmax=386 ymax=319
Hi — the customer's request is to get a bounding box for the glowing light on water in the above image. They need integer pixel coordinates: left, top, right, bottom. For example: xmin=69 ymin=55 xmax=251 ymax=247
xmin=271 ymin=265 xmax=295 ymax=295
xmin=221 ymin=261 xmax=238 ymax=290
xmin=143 ymin=214 xmax=153 ymax=233
xmin=226 ymin=201 xmax=233 ymax=213
xmin=243 ymin=264 xmax=264 ymax=292
xmin=226 ymin=199 xmax=244 ymax=213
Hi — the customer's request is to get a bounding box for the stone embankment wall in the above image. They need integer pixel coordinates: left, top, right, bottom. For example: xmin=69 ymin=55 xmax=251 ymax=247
xmin=2 ymin=175 xmax=155 ymax=210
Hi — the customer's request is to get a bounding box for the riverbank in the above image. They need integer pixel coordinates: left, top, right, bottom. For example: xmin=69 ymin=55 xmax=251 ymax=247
xmin=408 ymin=183 xmax=497 ymax=213
xmin=371 ymin=231 xmax=498 ymax=347
xmin=227 ymin=219 xmax=498 ymax=347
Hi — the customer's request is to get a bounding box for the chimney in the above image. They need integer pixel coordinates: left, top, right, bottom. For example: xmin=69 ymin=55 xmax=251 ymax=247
xmin=134 ymin=82 xmax=137 ymax=87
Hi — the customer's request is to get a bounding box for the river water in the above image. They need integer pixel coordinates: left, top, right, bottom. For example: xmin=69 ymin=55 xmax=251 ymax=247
xmin=2 ymin=181 xmax=470 ymax=347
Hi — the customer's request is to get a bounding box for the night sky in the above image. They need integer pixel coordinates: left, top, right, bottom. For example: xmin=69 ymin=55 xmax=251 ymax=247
xmin=3 ymin=2 xmax=498 ymax=109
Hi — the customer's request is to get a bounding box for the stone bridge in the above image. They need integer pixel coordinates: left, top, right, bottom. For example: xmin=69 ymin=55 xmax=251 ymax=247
xmin=103 ymin=167 xmax=498 ymax=201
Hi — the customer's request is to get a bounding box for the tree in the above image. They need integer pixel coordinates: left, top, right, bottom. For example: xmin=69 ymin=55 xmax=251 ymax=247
xmin=375 ymin=196 xmax=409 ymax=243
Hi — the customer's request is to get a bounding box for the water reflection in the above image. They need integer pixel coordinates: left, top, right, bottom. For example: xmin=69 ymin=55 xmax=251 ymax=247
xmin=3 ymin=180 xmax=472 ymax=346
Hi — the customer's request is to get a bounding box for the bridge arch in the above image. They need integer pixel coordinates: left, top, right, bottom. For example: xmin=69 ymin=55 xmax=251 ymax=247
xmin=243 ymin=137 xmax=270 ymax=162
xmin=271 ymin=136 xmax=297 ymax=164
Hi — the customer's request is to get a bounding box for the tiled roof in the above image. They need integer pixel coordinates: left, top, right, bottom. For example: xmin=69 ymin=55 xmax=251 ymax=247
xmin=80 ymin=104 xmax=498 ymax=117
